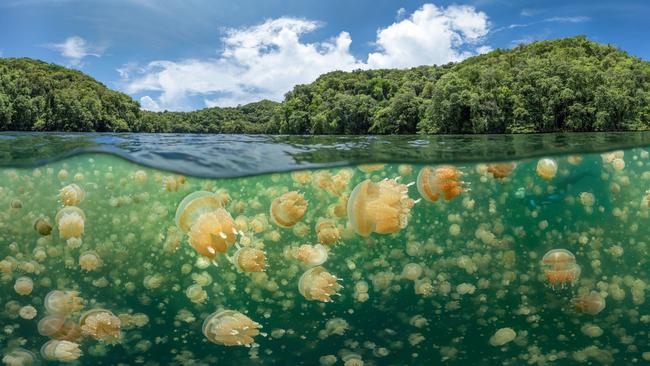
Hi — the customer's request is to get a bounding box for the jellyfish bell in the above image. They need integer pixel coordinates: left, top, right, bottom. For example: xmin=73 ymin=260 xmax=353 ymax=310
xmin=295 ymin=244 xmax=329 ymax=267
xmin=2 ymin=348 xmax=38 ymax=366
xmin=536 ymin=158 xmax=558 ymax=180
xmin=316 ymin=219 xmax=340 ymax=246
xmin=574 ymin=291 xmax=606 ymax=315
xmin=347 ymin=178 xmax=415 ymax=237
xmin=202 ymin=310 xmax=261 ymax=347
xmin=44 ymin=290 xmax=84 ymax=315
xmin=232 ymin=247 xmax=266 ymax=273
xmin=174 ymin=191 xmax=226 ymax=233
xmin=59 ymin=183 xmax=85 ymax=206
xmin=270 ymin=191 xmax=308 ymax=228
xmin=541 ymin=249 xmax=581 ymax=288
xmin=34 ymin=217 xmax=53 ymax=236
xmin=416 ymin=166 xmax=464 ymax=202
xmin=486 ymin=162 xmax=517 ymax=179
xmin=79 ymin=309 xmax=122 ymax=344
xmin=55 ymin=206 xmax=85 ymax=239
xmin=298 ymin=266 xmax=342 ymax=302
xmin=187 ymin=208 xmax=238 ymax=259
xmin=40 ymin=340 xmax=82 ymax=362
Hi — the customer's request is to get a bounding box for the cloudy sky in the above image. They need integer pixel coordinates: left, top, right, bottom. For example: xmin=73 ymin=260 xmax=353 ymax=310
xmin=1 ymin=0 xmax=648 ymax=111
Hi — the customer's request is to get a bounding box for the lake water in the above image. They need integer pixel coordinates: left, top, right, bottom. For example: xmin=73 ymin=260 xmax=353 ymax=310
xmin=0 ymin=133 xmax=649 ymax=365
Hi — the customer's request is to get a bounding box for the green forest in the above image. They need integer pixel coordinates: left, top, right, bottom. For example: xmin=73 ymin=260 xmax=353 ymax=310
xmin=1 ymin=36 xmax=649 ymax=134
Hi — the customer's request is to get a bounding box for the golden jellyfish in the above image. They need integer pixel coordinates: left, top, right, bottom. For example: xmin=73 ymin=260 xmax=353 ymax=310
xmin=347 ymin=178 xmax=415 ymax=236
xmin=298 ymin=266 xmax=342 ymax=302
xmin=202 ymin=310 xmax=261 ymax=347
xmin=536 ymin=158 xmax=558 ymax=180
xmin=38 ymin=315 xmax=82 ymax=341
xmin=270 ymin=191 xmax=308 ymax=228
xmin=416 ymin=166 xmax=464 ymax=202
xmin=79 ymin=251 xmax=102 ymax=272
xmin=34 ymin=217 xmax=53 ymax=236
xmin=55 ymin=206 xmax=85 ymax=239
xmin=541 ymin=249 xmax=581 ymax=288
xmin=574 ymin=291 xmax=606 ymax=315
xmin=14 ymin=276 xmax=33 ymax=295
xmin=2 ymin=348 xmax=38 ymax=366
xmin=59 ymin=183 xmax=85 ymax=206
xmin=79 ymin=309 xmax=122 ymax=344
xmin=294 ymin=244 xmax=329 ymax=267
xmin=162 ymin=175 xmax=186 ymax=192
xmin=316 ymin=219 xmax=340 ymax=246
xmin=358 ymin=164 xmax=385 ymax=173
xmin=44 ymin=290 xmax=84 ymax=315
xmin=40 ymin=340 xmax=82 ymax=362
xmin=19 ymin=305 xmax=37 ymax=320
xmin=486 ymin=162 xmax=517 ymax=179
xmin=232 ymin=247 xmax=266 ymax=272
xmin=187 ymin=209 xmax=237 ymax=259
xmin=175 ymin=191 xmax=227 ymax=233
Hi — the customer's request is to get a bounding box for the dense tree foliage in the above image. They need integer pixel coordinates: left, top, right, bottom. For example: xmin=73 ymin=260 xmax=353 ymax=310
xmin=2 ymin=37 xmax=650 ymax=133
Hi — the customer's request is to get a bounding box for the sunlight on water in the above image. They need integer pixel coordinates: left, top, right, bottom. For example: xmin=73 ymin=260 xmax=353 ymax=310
xmin=0 ymin=149 xmax=649 ymax=365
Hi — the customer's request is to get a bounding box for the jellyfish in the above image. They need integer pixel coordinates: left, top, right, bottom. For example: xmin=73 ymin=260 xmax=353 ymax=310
xmin=541 ymin=249 xmax=581 ymax=288
xmin=44 ymin=290 xmax=84 ymax=316
xmin=298 ymin=266 xmax=342 ymax=302
xmin=55 ymin=206 xmax=85 ymax=239
xmin=2 ymin=348 xmax=38 ymax=366
xmin=14 ymin=276 xmax=33 ymax=295
xmin=187 ymin=209 xmax=238 ymax=259
xmin=38 ymin=315 xmax=82 ymax=341
xmin=79 ymin=309 xmax=122 ymax=344
xmin=316 ymin=219 xmax=340 ymax=246
xmin=416 ymin=166 xmax=464 ymax=202
xmin=79 ymin=251 xmax=102 ymax=272
xmin=19 ymin=305 xmax=37 ymax=320
xmin=486 ymin=162 xmax=517 ymax=179
xmin=40 ymin=340 xmax=82 ymax=362
xmin=59 ymin=183 xmax=85 ymax=206
xmin=174 ymin=191 xmax=227 ymax=233
xmin=489 ymin=328 xmax=516 ymax=347
xmin=34 ymin=217 xmax=53 ymax=236
xmin=232 ymin=247 xmax=266 ymax=272
xmin=347 ymin=178 xmax=416 ymax=236
xmin=270 ymin=191 xmax=308 ymax=228
xmin=294 ymin=244 xmax=329 ymax=267
xmin=536 ymin=158 xmax=558 ymax=180
xmin=202 ymin=310 xmax=261 ymax=347
xmin=574 ymin=291 xmax=606 ymax=315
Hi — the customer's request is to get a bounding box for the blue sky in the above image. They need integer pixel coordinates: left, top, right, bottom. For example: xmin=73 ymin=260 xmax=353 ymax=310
xmin=1 ymin=0 xmax=649 ymax=111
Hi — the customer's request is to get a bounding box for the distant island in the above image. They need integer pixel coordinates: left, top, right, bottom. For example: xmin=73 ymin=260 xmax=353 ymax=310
xmin=1 ymin=36 xmax=649 ymax=134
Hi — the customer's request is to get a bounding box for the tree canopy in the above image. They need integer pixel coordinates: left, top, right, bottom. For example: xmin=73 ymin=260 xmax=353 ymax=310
xmin=2 ymin=37 xmax=650 ymax=134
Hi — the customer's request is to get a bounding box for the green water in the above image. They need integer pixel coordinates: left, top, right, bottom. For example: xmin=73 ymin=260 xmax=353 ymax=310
xmin=0 ymin=149 xmax=649 ymax=365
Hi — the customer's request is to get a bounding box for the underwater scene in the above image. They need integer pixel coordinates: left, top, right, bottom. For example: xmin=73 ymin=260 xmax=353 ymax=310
xmin=1 ymin=137 xmax=649 ymax=365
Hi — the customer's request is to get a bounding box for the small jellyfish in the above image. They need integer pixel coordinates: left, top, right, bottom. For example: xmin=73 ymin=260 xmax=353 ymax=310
xmin=55 ymin=206 xmax=85 ymax=239
xmin=202 ymin=310 xmax=261 ymax=347
xmin=2 ymin=348 xmax=38 ymax=366
xmin=19 ymin=305 xmax=37 ymax=320
xmin=59 ymin=183 xmax=85 ymax=206
xmin=232 ymin=247 xmax=266 ymax=272
xmin=44 ymin=290 xmax=84 ymax=316
xmin=486 ymin=162 xmax=517 ymax=179
xmin=536 ymin=158 xmax=558 ymax=180
xmin=416 ymin=166 xmax=464 ymax=202
xmin=34 ymin=217 xmax=53 ymax=236
xmin=270 ymin=191 xmax=308 ymax=228
xmin=298 ymin=266 xmax=342 ymax=302
xmin=294 ymin=244 xmax=328 ymax=267
xmin=40 ymin=340 xmax=82 ymax=362
xmin=38 ymin=315 xmax=81 ymax=341
xmin=10 ymin=199 xmax=23 ymax=209
xmin=489 ymin=328 xmax=516 ymax=347
xmin=574 ymin=291 xmax=606 ymax=315
xmin=79 ymin=309 xmax=122 ymax=344
xmin=174 ymin=191 xmax=227 ymax=233
xmin=79 ymin=251 xmax=102 ymax=272
xmin=14 ymin=276 xmax=33 ymax=295
xmin=187 ymin=209 xmax=238 ymax=259
xmin=347 ymin=178 xmax=416 ymax=236
xmin=316 ymin=219 xmax=340 ymax=246
xmin=541 ymin=249 xmax=581 ymax=288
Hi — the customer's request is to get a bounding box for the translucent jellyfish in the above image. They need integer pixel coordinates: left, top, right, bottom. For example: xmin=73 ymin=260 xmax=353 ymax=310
xmin=185 ymin=284 xmax=208 ymax=304
xmin=270 ymin=191 xmax=308 ymax=228
xmin=489 ymin=328 xmax=516 ymax=346
xmin=536 ymin=158 xmax=558 ymax=180
xmin=38 ymin=315 xmax=81 ymax=341
xmin=14 ymin=276 xmax=33 ymax=295
xmin=294 ymin=244 xmax=329 ymax=267
xmin=416 ymin=166 xmax=464 ymax=202
xmin=19 ymin=305 xmax=37 ymax=320
xmin=59 ymin=183 xmax=85 ymax=206
xmin=298 ymin=266 xmax=342 ymax=302
xmin=79 ymin=251 xmax=102 ymax=272
xmin=34 ymin=217 xmax=53 ymax=236
xmin=187 ymin=209 xmax=238 ymax=259
xmin=79 ymin=309 xmax=122 ymax=344
xmin=347 ymin=178 xmax=416 ymax=236
xmin=43 ymin=290 xmax=83 ymax=315
xmin=541 ymin=249 xmax=581 ymax=288
xmin=574 ymin=291 xmax=606 ymax=315
xmin=40 ymin=340 xmax=82 ymax=362
xmin=232 ymin=247 xmax=266 ymax=272
xmin=316 ymin=219 xmax=340 ymax=246
xmin=2 ymin=348 xmax=38 ymax=366
xmin=55 ymin=206 xmax=85 ymax=239
xmin=174 ymin=191 xmax=227 ymax=233
xmin=202 ymin=310 xmax=261 ymax=347
xmin=486 ymin=162 xmax=517 ymax=179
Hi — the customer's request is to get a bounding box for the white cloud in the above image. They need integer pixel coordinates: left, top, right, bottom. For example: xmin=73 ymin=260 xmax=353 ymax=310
xmin=46 ymin=36 xmax=103 ymax=66
xmin=544 ymin=16 xmax=590 ymax=23
xmin=139 ymin=96 xmax=161 ymax=111
xmin=123 ymin=4 xmax=491 ymax=110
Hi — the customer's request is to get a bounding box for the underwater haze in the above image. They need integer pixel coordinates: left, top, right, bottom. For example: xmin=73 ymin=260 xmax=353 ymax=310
xmin=0 ymin=133 xmax=649 ymax=365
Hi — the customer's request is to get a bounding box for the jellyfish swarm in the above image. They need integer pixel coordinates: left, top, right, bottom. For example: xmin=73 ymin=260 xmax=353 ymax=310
xmin=541 ymin=249 xmax=581 ymax=288
xmin=347 ymin=178 xmax=415 ymax=237
xmin=202 ymin=310 xmax=261 ymax=347
xmin=574 ymin=291 xmax=606 ymax=315
xmin=79 ymin=309 xmax=122 ymax=344
xmin=298 ymin=266 xmax=342 ymax=302
xmin=270 ymin=191 xmax=308 ymax=228
xmin=175 ymin=191 xmax=237 ymax=259
xmin=416 ymin=166 xmax=464 ymax=203
xmin=232 ymin=247 xmax=266 ymax=272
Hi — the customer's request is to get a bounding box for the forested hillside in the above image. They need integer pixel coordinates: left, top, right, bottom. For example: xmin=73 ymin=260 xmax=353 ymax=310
xmin=2 ymin=37 xmax=649 ymax=134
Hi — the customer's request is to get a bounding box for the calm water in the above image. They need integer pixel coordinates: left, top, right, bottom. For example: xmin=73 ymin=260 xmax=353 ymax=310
xmin=0 ymin=133 xmax=648 ymax=365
